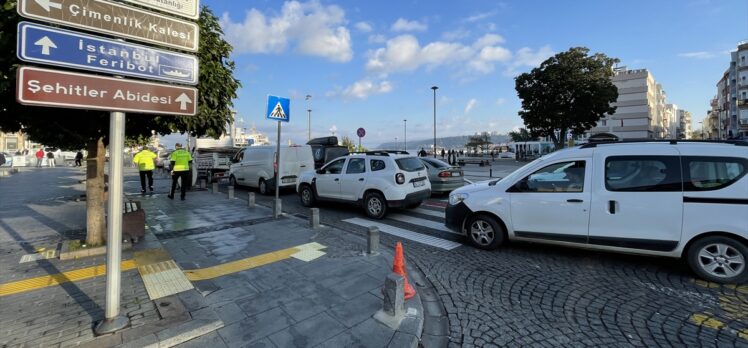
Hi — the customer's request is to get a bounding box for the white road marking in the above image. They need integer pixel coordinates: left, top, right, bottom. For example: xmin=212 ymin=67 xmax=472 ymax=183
xmin=388 ymin=214 xmax=460 ymax=235
xmin=411 ymin=207 xmax=444 ymax=218
xmin=342 ymin=218 xmax=462 ymax=250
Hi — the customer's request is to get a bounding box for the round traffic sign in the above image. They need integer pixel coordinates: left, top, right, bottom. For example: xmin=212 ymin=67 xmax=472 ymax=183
xmin=357 ymin=127 xmax=366 ymax=138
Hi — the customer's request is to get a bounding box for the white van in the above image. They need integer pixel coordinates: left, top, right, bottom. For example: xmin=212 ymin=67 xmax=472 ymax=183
xmin=445 ymin=140 xmax=748 ymax=283
xmin=229 ymin=145 xmax=314 ymax=195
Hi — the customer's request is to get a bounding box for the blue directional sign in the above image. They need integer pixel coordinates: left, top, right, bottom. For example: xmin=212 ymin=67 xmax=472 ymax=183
xmin=266 ymin=95 xmax=291 ymax=122
xmin=17 ymin=22 xmax=198 ymax=85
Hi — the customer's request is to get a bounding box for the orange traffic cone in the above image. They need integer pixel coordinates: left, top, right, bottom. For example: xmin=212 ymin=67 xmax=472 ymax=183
xmin=393 ymin=242 xmax=416 ymax=300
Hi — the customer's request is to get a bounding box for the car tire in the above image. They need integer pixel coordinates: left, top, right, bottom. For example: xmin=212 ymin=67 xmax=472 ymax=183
xmin=466 ymin=214 xmax=505 ymax=250
xmin=364 ymin=192 xmax=387 ymax=219
xmin=405 ymin=201 xmax=422 ymax=209
xmin=229 ymin=175 xmax=239 ymax=188
xmin=687 ymin=235 xmax=748 ymax=284
xmin=299 ymin=184 xmax=315 ymax=207
xmin=259 ymin=178 xmax=270 ymax=195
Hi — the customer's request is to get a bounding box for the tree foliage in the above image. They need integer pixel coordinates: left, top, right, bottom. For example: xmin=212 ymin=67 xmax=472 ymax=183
xmin=0 ymin=1 xmax=240 ymax=243
xmin=465 ymin=132 xmax=491 ymax=152
xmin=514 ymin=47 xmax=619 ymax=149
xmin=508 ymin=128 xmax=538 ymax=142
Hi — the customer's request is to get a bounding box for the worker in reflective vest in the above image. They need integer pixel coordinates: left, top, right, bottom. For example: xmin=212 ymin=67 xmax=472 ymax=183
xmin=133 ymin=147 xmax=157 ymax=194
xmin=168 ymin=143 xmax=193 ymax=200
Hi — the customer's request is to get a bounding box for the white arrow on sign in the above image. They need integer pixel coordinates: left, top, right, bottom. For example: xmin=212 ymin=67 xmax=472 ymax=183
xmin=33 ymin=0 xmax=62 ymax=12
xmin=34 ymin=36 xmax=57 ymax=55
xmin=175 ymin=93 xmax=193 ymax=110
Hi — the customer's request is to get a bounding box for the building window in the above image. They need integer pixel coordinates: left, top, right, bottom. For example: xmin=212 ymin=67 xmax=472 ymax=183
xmin=5 ymin=136 xmax=18 ymax=151
xmin=601 ymin=120 xmax=607 ymax=126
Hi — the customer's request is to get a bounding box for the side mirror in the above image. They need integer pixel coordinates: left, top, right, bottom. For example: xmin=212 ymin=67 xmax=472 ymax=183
xmin=316 ymin=169 xmax=325 ymax=175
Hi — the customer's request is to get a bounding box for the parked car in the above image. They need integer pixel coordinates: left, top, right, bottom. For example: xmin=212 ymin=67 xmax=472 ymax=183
xmin=229 ymin=145 xmax=314 ymax=195
xmin=419 ymin=157 xmax=465 ymax=194
xmin=307 ymin=136 xmax=349 ymax=169
xmin=445 ymin=140 xmax=748 ymax=283
xmin=0 ymin=152 xmax=9 ymax=167
xmin=297 ymin=151 xmax=431 ymax=219
xmin=498 ymin=151 xmax=515 ymax=159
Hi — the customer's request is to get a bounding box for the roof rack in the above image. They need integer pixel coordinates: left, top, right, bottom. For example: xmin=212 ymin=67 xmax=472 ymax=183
xmin=348 ymin=150 xmax=411 ymax=156
xmin=580 ymin=139 xmax=748 ymax=149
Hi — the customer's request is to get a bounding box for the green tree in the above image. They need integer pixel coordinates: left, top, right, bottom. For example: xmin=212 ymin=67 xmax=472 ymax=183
xmin=0 ymin=2 xmax=240 ymax=244
xmin=465 ymin=132 xmax=491 ymax=153
xmin=508 ymin=128 xmax=538 ymax=142
xmin=515 ymin=47 xmax=619 ymax=149
xmin=341 ymin=136 xmax=356 ymax=152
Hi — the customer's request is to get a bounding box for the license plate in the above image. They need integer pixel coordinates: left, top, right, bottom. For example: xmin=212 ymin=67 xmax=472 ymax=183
xmin=452 ymin=172 xmax=461 ymax=177
xmin=413 ymin=180 xmax=425 ymax=187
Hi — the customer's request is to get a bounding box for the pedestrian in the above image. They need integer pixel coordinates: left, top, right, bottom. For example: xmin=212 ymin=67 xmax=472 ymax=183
xmin=74 ymin=151 xmax=84 ymax=167
xmin=46 ymin=150 xmax=55 ymax=167
xmin=35 ymin=148 xmax=44 ymax=168
xmin=491 ymin=150 xmax=495 ymax=161
xmin=168 ymin=143 xmax=192 ymax=200
xmin=440 ymin=148 xmax=445 ymax=159
xmin=418 ymin=148 xmax=427 ymax=157
xmin=133 ymin=146 xmax=157 ymax=194
xmin=0 ymin=152 xmax=6 ymax=167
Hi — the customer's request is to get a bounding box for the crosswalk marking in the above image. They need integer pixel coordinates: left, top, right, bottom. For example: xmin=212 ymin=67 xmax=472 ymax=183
xmin=411 ymin=207 xmax=444 ymax=218
xmin=388 ymin=214 xmax=460 ymax=235
xmin=342 ymin=218 xmax=462 ymax=250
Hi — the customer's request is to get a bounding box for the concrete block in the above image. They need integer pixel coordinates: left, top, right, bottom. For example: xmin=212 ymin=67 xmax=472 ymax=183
xmin=227 ymin=186 xmax=234 ymax=199
xmin=248 ymin=192 xmax=255 ymax=208
xmin=310 ymin=208 xmax=320 ymax=229
xmin=212 ymin=182 xmax=219 ymax=193
xmin=383 ymin=273 xmax=404 ymax=316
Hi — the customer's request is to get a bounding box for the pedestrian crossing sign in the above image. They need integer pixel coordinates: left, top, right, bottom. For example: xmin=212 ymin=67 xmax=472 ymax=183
xmin=266 ymin=95 xmax=290 ymax=122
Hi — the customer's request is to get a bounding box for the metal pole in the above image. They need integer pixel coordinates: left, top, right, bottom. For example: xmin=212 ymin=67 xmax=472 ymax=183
xmin=431 ymin=86 xmax=438 ymax=158
xmin=94 ymin=111 xmax=129 ymax=335
xmin=307 ymin=109 xmax=311 ymax=141
xmin=274 ymin=121 xmax=281 ymax=218
xmin=404 ymin=119 xmax=407 ymax=151
xmin=358 ymin=137 xmax=361 ymax=152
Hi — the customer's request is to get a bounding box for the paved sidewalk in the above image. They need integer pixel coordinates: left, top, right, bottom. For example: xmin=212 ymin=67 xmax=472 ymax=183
xmin=0 ymin=168 xmax=426 ymax=347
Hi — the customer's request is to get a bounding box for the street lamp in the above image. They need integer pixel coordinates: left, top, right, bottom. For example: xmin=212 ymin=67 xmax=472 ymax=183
xmin=431 ymin=86 xmax=438 ymax=158
xmin=305 ymin=95 xmax=312 ymax=141
xmin=403 ymin=119 xmax=407 ymax=151
xmin=394 ymin=137 xmax=398 ymax=150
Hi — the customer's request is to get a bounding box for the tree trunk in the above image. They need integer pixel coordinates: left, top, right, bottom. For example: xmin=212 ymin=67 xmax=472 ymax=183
xmin=85 ymin=136 xmax=106 ymax=245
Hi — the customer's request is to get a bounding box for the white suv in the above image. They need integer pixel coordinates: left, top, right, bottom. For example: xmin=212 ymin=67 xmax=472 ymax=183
xmin=297 ymin=151 xmax=431 ymax=219
xmin=446 ymin=140 xmax=748 ymax=283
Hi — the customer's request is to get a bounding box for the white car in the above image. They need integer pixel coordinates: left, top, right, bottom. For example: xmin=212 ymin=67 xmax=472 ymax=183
xmin=297 ymin=151 xmax=431 ymax=219
xmin=446 ymin=140 xmax=748 ymax=283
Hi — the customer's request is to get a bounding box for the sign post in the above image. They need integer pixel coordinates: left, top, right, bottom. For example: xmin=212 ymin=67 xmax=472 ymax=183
xmin=357 ymin=127 xmax=366 ymax=152
xmin=266 ymin=95 xmax=290 ymax=218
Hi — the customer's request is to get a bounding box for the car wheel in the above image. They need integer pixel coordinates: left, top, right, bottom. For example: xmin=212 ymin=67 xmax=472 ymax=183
xmin=466 ymin=214 xmax=505 ymax=250
xmin=259 ymin=179 xmax=270 ymax=195
xmin=299 ymin=185 xmax=315 ymax=207
xmin=687 ymin=236 xmax=747 ymax=284
xmin=364 ymin=192 xmax=387 ymax=219
xmin=405 ymin=201 xmax=422 ymax=209
xmin=229 ymin=175 xmax=238 ymax=187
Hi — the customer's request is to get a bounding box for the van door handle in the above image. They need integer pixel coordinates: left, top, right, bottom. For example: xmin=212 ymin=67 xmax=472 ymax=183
xmin=358 ymin=178 xmax=364 ymax=181
xmin=567 ymin=199 xmax=583 ymax=203
xmin=334 ymin=178 xmax=339 ymax=182
xmin=608 ymin=200 xmax=616 ymax=214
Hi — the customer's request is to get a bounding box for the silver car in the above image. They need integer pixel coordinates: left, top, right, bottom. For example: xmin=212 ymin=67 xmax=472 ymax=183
xmin=419 ymin=158 xmax=465 ymax=194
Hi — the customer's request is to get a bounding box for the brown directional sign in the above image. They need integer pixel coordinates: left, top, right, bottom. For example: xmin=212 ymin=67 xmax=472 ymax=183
xmin=18 ymin=0 xmax=199 ymax=52
xmin=17 ymin=66 xmax=197 ymax=116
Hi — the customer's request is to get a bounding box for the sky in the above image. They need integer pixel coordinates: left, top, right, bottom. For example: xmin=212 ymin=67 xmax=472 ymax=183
xmin=179 ymin=0 xmax=748 ymax=147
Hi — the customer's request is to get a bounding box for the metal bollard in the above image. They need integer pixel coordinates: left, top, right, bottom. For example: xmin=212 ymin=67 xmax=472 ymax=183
xmin=489 ymin=168 xmax=492 ymax=177
xmin=248 ymin=192 xmax=255 ymax=208
xmin=383 ymin=273 xmax=405 ymax=316
xmin=367 ymin=226 xmax=380 ymax=255
xmin=228 ymin=185 xmax=234 ymax=199
xmin=310 ymin=208 xmax=320 ymax=229
xmin=273 ymin=198 xmax=282 ymax=218
xmin=212 ymin=182 xmax=218 ymax=194
xmin=199 ymin=179 xmax=207 ymax=189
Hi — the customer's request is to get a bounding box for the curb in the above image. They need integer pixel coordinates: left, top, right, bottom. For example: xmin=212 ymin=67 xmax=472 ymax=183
xmin=116 ymin=318 xmax=224 ymax=348
xmin=408 ymin=259 xmax=450 ymax=348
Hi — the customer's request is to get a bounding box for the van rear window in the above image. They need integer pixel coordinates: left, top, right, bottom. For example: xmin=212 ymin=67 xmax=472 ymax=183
xmin=395 ymin=157 xmax=425 ymax=172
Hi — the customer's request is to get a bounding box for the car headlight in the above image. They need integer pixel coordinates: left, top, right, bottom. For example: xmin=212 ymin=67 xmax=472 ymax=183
xmin=449 ymin=193 xmax=469 ymax=205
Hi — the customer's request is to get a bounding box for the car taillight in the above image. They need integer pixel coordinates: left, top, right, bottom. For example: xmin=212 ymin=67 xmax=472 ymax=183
xmin=438 ymin=171 xmax=451 ymax=177
xmin=395 ymin=173 xmax=405 ymax=184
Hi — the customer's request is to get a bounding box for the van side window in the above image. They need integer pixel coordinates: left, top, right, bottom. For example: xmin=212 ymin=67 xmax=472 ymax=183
xmin=370 ymin=159 xmax=386 ymax=172
xmin=511 ymin=161 xmax=586 ymax=193
xmin=346 ymin=158 xmax=366 ymax=174
xmin=605 ymin=156 xmax=681 ymax=192
xmin=682 ymin=157 xmax=747 ymax=191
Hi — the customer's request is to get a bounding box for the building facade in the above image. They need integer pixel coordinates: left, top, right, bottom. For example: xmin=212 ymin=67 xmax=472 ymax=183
xmin=0 ymin=131 xmax=30 ymax=153
xmin=587 ymin=68 xmax=688 ymax=140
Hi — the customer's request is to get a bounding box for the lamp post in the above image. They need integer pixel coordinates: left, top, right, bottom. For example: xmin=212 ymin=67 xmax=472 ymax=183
xmin=305 ymin=95 xmax=312 ymax=141
xmin=431 ymin=86 xmax=438 ymax=158
xmin=403 ymin=119 xmax=407 ymax=151
xmin=394 ymin=137 xmax=398 ymax=150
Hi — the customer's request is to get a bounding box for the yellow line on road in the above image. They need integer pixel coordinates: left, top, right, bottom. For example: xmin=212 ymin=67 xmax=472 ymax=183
xmin=0 ymin=260 xmax=137 ymax=297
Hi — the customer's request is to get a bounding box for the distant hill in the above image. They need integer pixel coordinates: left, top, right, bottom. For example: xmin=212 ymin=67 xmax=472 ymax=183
xmin=377 ymin=134 xmax=511 ymax=151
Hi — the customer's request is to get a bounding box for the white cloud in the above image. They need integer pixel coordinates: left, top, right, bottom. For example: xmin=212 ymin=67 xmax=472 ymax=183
xmin=390 ymin=18 xmax=428 ymax=32
xmin=678 ymin=51 xmax=716 ymax=59
xmin=463 ymin=10 xmax=498 ymax=23
xmin=368 ymin=34 xmax=387 ymax=44
xmin=366 ymin=33 xmax=515 ymax=76
xmin=464 ymin=99 xmax=477 ymax=114
xmin=496 ymin=97 xmax=506 ymax=105
xmin=330 ymin=79 xmax=393 ymax=99
xmin=505 ymin=45 xmax=554 ymax=75
xmin=442 ymin=28 xmax=471 ymax=41
xmin=355 ymin=21 xmax=372 ymax=33
xmin=220 ymin=1 xmax=353 ymax=62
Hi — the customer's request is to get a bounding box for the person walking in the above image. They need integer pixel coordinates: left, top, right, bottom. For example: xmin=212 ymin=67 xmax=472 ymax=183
xmin=168 ymin=143 xmax=192 ymax=200
xmin=46 ymin=150 xmax=55 ymax=167
xmin=418 ymin=148 xmax=427 ymax=157
xmin=35 ymin=148 xmax=44 ymax=168
xmin=133 ymin=146 xmax=157 ymax=194
xmin=74 ymin=151 xmax=84 ymax=167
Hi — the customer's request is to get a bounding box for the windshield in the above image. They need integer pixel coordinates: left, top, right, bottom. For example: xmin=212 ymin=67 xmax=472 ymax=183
xmin=421 ymin=158 xmax=450 ymax=169
xmin=395 ymin=157 xmax=425 ymax=172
